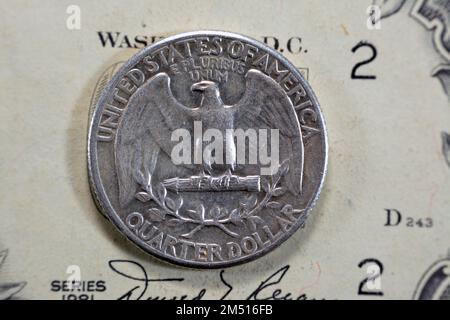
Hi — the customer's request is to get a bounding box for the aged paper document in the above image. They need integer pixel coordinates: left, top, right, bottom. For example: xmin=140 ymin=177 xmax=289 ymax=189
xmin=1 ymin=0 xmax=449 ymax=299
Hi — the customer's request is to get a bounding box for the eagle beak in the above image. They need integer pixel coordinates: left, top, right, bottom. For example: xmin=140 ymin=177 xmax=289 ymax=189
xmin=191 ymin=81 xmax=215 ymax=92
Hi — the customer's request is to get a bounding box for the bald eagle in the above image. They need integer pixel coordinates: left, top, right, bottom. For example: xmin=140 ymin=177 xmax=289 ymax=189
xmin=115 ymin=69 xmax=304 ymax=207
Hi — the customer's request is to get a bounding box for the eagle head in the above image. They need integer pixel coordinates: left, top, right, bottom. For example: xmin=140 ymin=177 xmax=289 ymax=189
xmin=191 ymin=81 xmax=223 ymax=110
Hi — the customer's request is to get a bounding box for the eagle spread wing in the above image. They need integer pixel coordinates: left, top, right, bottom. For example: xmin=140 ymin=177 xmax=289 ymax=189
xmin=115 ymin=69 xmax=304 ymax=206
xmin=115 ymin=73 xmax=197 ymax=207
xmin=234 ymin=69 xmax=304 ymax=194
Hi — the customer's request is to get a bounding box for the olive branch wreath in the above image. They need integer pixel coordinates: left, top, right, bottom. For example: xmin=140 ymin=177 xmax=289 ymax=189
xmin=133 ymin=160 xmax=300 ymax=239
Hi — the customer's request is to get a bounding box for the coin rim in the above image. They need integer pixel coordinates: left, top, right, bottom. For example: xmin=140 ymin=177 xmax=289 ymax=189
xmin=88 ymin=30 xmax=328 ymax=268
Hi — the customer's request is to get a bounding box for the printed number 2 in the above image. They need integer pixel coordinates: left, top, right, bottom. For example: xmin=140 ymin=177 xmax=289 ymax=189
xmin=351 ymin=41 xmax=377 ymax=80
xmin=358 ymin=258 xmax=384 ymax=296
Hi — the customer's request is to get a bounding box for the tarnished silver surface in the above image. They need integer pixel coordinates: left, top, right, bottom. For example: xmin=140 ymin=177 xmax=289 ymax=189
xmin=88 ymin=31 xmax=327 ymax=268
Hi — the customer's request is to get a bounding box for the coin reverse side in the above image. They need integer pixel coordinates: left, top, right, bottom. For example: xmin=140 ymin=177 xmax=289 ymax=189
xmin=88 ymin=31 xmax=327 ymax=268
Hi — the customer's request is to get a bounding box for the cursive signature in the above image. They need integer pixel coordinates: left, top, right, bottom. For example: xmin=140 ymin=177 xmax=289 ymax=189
xmin=108 ymin=259 xmax=318 ymax=300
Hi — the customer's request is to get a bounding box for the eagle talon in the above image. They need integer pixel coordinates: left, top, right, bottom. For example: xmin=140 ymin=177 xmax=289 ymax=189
xmin=219 ymin=169 xmax=233 ymax=188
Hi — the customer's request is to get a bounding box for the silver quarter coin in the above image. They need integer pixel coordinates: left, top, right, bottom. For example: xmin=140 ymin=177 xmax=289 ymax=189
xmin=88 ymin=31 xmax=327 ymax=268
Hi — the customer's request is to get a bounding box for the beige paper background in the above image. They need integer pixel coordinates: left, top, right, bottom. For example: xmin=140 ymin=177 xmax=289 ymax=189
xmin=0 ymin=0 xmax=449 ymax=299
